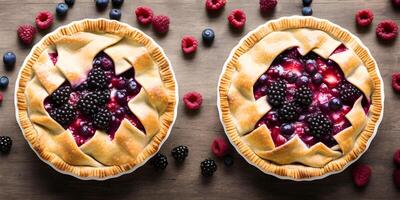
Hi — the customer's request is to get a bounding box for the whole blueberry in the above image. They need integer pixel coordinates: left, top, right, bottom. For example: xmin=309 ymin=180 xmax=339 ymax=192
xmin=202 ymin=28 xmax=215 ymax=44
xmin=223 ymin=154 xmax=234 ymax=167
xmin=285 ymin=71 xmax=297 ymax=83
xmin=96 ymin=0 xmax=109 ymax=10
xmin=258 ymin=74 xmax=268 ymax=84
xmin=296 ymin=75 xmax=309 ymax=86
xmin=65 ymin=0 xmax=75 ymax=7
xmin=329 ymin=98 xmax=342 ymax=111
xmin=3 ymin=52 xmax=16 ymax=70
xmin=126 ymin=80 xmax=139 ymax=94
xmin=303 ymin=0 xmax=313 ymax=6
xmin=112 ymin=0 xmax=124 ymax=8
xmin=302 ymin=6 xmax=313 ymax=16
xmin=56 ymin=3 xmax=69 ymax=16
xmin=312 ymin=73 xmax=323 ymax=85
xmin=109 ymin=9 xmax=122 ymax=20
xmin=81 ymin=125 xmax=95 ymax=137
xmin=115 ymin=107 xmax=125 ymax=118
xmin=115 ymin=90 xmax=127 ymax=104
xmin=0 ymin=76 xmax=9 ymax=89
xmin=305 ymin=59 xmax=317 ymax=74
xmin=280 ymin=123 xmax=294 ymax=135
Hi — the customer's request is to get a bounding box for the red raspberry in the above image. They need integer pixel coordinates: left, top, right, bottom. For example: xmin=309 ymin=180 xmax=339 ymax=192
xmin=376 ymin=20 xmax=398 ymax=41
xmin=152 ymin=15 xmax=170 ymax=34
xmin=352 ymin=164 xmax=372 ymax=187
xmin=17 ymin=24 xmax=37 ymax=45
xmin=355 ymin=9 xmax=373 ymax=27
xmin=181 ymin=36 xmax=198 ymax=54
xmin=259 ymin=0 xmax=277 ymax=13
xmin=35 ymin=11 xmax=54 ymax=30
xmin=183 ymin=91 xmax=202 ymax=110
xmin=394 ymin=149 xmax=400 ymax=167
xmin=394 ymin=169 xmax=400 ymax=188
xmin=227 ymin=9 xmax=246 ymax=30
xmin=211 ymin=137 xmax=229 ymax=157
xmin=135 ymin=6 xmax=153 ymax=25
xmin=392 ymin=73 xmax=400 ymax=93
xmin=0 ymin=92 xmax=3 ymax=104
xmin=392 ymin=0 xmax=400 ymax=8
xmin=205 ymin=0 xmax=226 ymax=12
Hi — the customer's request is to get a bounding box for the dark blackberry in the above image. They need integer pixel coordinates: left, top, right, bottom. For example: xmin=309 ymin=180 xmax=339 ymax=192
xmin=294 ymin=86 xmax=312 ymax=107
xmin=266 ymin=79 xmax=286 ymax=107
xmin=0 ymin=136 xmax=12 ymax=153
xmin=308 ymin=113 xmax=332 ymax=138
xmin=77 ymin=93 xmax=99 ymax=115
xmin=278 ymin=101 xmax=299 ymax=122
xmin=51 ymin=85 xmax=71 ymax=106
xmin=338 ymin=82 xmax=362 ymax=104
xmin=171 ymin=145 xmax=189 ymax=161
xmin=200 ymin=159 xmax=217 ymax=177
xmin=151 ymin=153 xmax=168 ymax=170
xmin=95 ymin=89 xmax=110 ymax=105
xmin=93 ymin=108 xmax=112 ymax=130
xmin=50 ymin=104 xmax=75 ymax=127
xmin=87 ymin=68 xmax=109 ymax=89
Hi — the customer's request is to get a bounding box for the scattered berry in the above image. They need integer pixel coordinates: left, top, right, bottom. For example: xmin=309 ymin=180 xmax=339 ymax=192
xmin=151 ymin=153 xmax=168 ymax=170
xmin=0 ymin=76 xmax=9 ymax=90
xmin=266 ymin=79 xmax=286 ymax=107
xmin=171 ymin=145 xmax=189 ymax=161
xmin=393 ymin=149 xmax=400 ymax=167
xmin=112 ymin=0 xmax=124 ymax=8
xmin=65 ymin=0 xmax=75 ymax=7
xmin=183 ymin=91 xmax=203 ymax=110
xmin=202 ymin=28 xmax=215 ymax=44
xmin=392 ymin=0 xmax=400 ymax=9
xmin=392 ymin=73 xmax=400 ymax=93
xmin=200 ymin=159 xmax=217 ymax=177
xmin=95 ymin=0 xmax=109 ymax=10
xmin=211 ymin=137 xmax=229 ymax=158
xmin=93 ymin=107 xmax=112 ymax=130
xmin=35 ymin=11 xmax=54 ymax=30
xmin=302 ymin=0 xmax=312 ymax=6
xmin=205 ymin=0 xmax=226 ymax=12
xmin=352 ymin=164 xmax=372 ymax=187
xmin=227 ymin=9 xmax=246 ymax=29
xmin=302 ymin=6 xmax=313 ymax=16
xmin=109 ymin=9 xmax=122 ymax=20
xmin=355 ymin=9 xmax=374 ymax=27
xmin=259 ymin=0 xmax=277 ymax=13
xmin=0 ymin=136 xmax=12 ymax=153
xmin=17 ymin=24 xmax=36 ymax=45
xmin=223 ymin=154 xmax=234 ymax=166
xmin=152 ymin=15 xmax=170 ymax=34
xmin=308 ymin=113 xmax=332 ymax=138
xmin=56 ymin=3 xmax=69 ymax=17
xmin=3 ymin=52 xmax=16 ymax=70
xmin=181 ymin=36 xmax=198 ymax=54
xmin=0 ymin=92 xmax=3 ymax=104
xmin=135 ymin=6 xmax=153 ymax=25
xmin=394 ymin=169 xmax=400 ymax=188
xmin=376 ymin=20 xmax=398 ymax=41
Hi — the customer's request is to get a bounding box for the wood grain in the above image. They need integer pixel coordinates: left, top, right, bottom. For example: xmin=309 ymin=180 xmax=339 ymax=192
xmin=0 ymin=0 xmax=399 ymax=199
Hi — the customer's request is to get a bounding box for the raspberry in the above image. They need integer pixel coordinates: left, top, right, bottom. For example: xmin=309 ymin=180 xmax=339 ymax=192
xmin=181 ymin=36 xmax=198 ymax=54
xmin=152 ymin=15 xmax=170 ymax=34
xmin=392 ymin=72 xmax=400 ymax=93
xmin=35 ymin=11 xmax=54 ymax=30
xmin=227 ymin=9 xmax=246 ymax=29
xmin=0 ymin=92 xmax=3 ymax=104
xmin=259 ymin=0 xmax=277 ymax=13
xmin=135 ymin=6 xmax=153 ymax=25
xmin=355 ymin=9 xmax=373 ymax=27
xmin=205 ymin=0 xmax=226 ymax=12
xmin=394 ymin=149 xmax=400 ymax=167
xmin=211 ymin=137 xmax=229 ymax=158
xmin=183 ymin=91 xmax=202 ymax=110
xmin=352 ymin=164 xmax=372 ymax=187
xmin=17 ymin=24 xmax=37 ymax=45
xmin=394 ymin=169 xmax=400 ymax=188
xmin=376 ymin=20 xmax=398 ymax=41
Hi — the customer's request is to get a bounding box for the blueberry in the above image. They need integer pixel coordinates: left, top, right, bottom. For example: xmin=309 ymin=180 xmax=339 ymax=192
xmin=56 ymin=3 xmax=69 ymax=16
xmin=115 ymin=90 xmax=127 ymax=104
xmin=223 ymin=154 xmax=234 ymax=167
xmin=285 ymin=71 xmax=297 ymax=83
xmin=312 ymin=73 xmax=323 ymax=85
xmin=258 ymin=74 xmax=268 ymax=84
xmin=65 ymin=0 xmax=75 ymax=7
xmin=81 ymin=125 xmax=94 ymax=137
xmin=109 ymin=9 xmax=121 ymax=20
xmin=302 ymin=0 xmax=313 ymax=6
xmin=115 ymin=107 xmax=125 ymax=118
xmin=296 ymin=75 xmax=309 ymax=86
xmin=96 ymin=0 xmax=109 ymax=10
xmin=202 ymin=28 xmax=215 ymax=44
xmin=127 ymin=80 xmax=139 ymax=94
xmin=93 ymin=58 xmax=102 ymax=68
xmin=305 ymin=59 xmax=317 ymax=74
xmin=0 ymin=76 xmax=9 ymax=89
xmin=112 ymin=0 xmax=124 ymax=8
xmin=302 ymin=6 xmax=313 ymax=16
xmin=280 ymin=123 xmax=294 ymax=135
xmin=3 ymin=52 xmax=16 ymax=70
xmin=329 ymin=98 xmax=342 ymax=111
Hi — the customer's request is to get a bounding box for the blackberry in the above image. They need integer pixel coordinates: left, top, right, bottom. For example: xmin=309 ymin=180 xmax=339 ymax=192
xmin=0 ymin=136 xmax=12 ymax=153
xmin=87 ymin=68 xmax=109 ymax=89
xmin=308 ymin=113 xmax=332 ymax=138
xmin=200 ymin=159 xmax=217 ymax=177
xmin=151 ymin=153 xmax=168 ymax=170
xmin=278 ymin=102 xmax=299 ymax=122
xmin=294 ymin=86 xmax=312 ymax=107
xmin=51 ymin=85 xmax=71 ymax=106
xmin=77 ymin=93 xmax=99 ymax=115
xmin=95 ymin=89 xmax=110 ymax=105
xmin=338 ymin=82 xmax=362 ymax=104
xmin=93 ymin=108 xmax=112 ymax=130
xmin=50 ymin=104 xmax=75 ymax=127
xmin=266 ymin=79 xmax=287 ymax=107
xmin=171 ymin=145 xmax=189 ymax=161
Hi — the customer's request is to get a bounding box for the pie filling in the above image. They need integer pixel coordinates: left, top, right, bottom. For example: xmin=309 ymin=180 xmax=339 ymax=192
xmin=253 ymin=46 xmax=370 ymax=148
xmin=44 ymin=52 xmax=145 ymax=146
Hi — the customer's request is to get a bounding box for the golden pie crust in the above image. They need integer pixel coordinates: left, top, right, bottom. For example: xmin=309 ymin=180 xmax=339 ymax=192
xmin=15 ymin=19 xmax=178 ymax=180
xmin=218 ymin=16 xmax=384 ymax=180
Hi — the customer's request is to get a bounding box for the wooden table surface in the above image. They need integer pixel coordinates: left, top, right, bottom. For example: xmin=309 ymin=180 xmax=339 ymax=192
xmin=0 ymin=0 xmax=399 ymax=199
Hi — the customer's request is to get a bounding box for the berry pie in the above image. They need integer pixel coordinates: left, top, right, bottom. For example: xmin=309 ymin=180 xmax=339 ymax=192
xmin=15 ymin=19 xmax=178 ymax=179
xmin=218 ymin=17 xmax=384 ymax=180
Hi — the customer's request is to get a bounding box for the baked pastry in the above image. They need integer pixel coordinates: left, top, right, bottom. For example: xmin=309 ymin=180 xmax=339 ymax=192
xmin=218 ymin=16 xmax=384 ymax=180
xmin=15 ymin=19 xmax=177 ymax=179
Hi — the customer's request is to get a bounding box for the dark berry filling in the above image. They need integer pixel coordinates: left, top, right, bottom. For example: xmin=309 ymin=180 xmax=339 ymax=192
xmin=253 ymin=47 xmax=370 ymax=148
xmin=44 ymin=52 xmax=144 ymax=146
